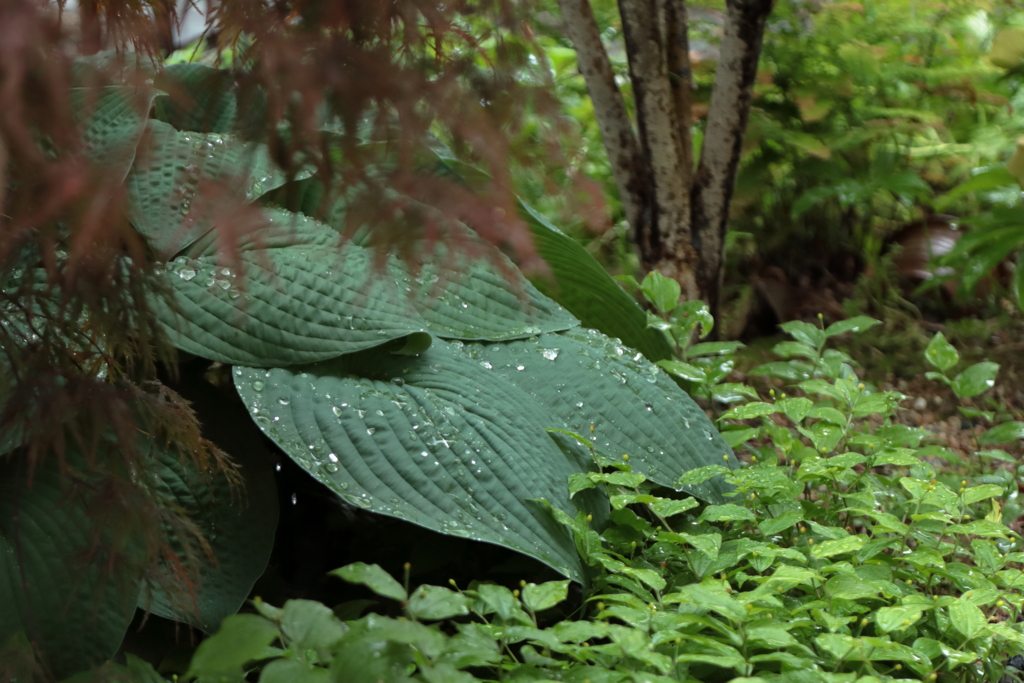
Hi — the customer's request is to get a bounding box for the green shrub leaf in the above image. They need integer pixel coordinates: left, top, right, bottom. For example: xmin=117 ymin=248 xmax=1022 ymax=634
xmin=824 ymin=316 xmax=881 ymax=337
xmin=924 ymin=332 xmax=959 ymax=372
xmin=522 ymin=580 xmax=570 ymax=612
xmin=408 ymin=585 xmax=472 ymax=621
xmin=640 ymin=272 xmax=681 ymax=314
xmin=186 ymin=613 xmax=279 ymax=682
xmin=978 ymin=421 xmax=1024 ymax=446
xmin=951 ymin=362 xmax=1000 ymax=398
xmin=779 ymin=320 xmax=825 ymax=349
xmin=331 ymin=563 xmax=408 ymax=602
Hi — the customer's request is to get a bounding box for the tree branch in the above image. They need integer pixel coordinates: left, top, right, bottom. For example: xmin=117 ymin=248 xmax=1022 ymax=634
xmin=555 ymin=0 xmax=645 ymax=234
xmin=691 ymin=0 xmax=773 ymax=315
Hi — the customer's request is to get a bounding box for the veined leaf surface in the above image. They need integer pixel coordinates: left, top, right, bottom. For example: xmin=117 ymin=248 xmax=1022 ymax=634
xmin=465 ymin=328 xmax=734 ymax=502
xmin=0 ymin=455 xmax=141 ymax=675
xmin=154 ymin=63 xmax=238 ymax=134
xmin=235 ymin=340 xmax=587 ymax=580
xmin=154 ymin=210 xmax=576 ymax=366
xmin=127 ymin=120 xmax=312 ymax=255
xmin=520 ymin=199 xmax=673 ymax=362
xmin=73 ymin=86 xmax=161 ymax=181
xmin=141 ymin=425 xmax=278 ymax=631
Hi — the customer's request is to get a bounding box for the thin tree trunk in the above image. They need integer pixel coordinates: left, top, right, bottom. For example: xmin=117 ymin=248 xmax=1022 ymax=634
xmin=618 ymin=0 xmax=696 ymax=298
xmin=557 ymin=0 xmax=773 ymax=330
xmin=666 ymin=0 xmax=693 ymax=186
xmin=690 ymin=0 xmax=773 ymax=322
xmin=555 ymin=0 xmax=647 ymax=235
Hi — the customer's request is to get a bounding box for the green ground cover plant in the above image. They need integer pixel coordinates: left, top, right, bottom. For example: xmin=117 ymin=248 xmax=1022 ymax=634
xmin=169 ymin=312 xmax=1024 ymax=683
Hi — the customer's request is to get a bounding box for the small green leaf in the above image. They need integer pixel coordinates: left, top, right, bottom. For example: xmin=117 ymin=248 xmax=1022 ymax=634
xmin=963 ymin=484 xmax=1004 ymax=506
xmin=949 ymin=597 xmax=987 ymax=641
xmin=720 ymin=402 xmax=778 ymax=420
xmin=649 ymin=497 xmax=699 ymax=518
xmin=807 ymin=406 xmax=847 ymax=425
xmin=662 ymin=531 xmax=721 ymax=559
xmin=772 ymin=341 xmax=817 ymax=360
xmin=951 ymin=362 xmax=999 ymax=398
xmin=657 ymin=359 xmax=707 ymax=382
xmin=872 ymin=449 xmax=920 ymax=467
xmin=280 ymin=599 xmax=347 ymax=654
xmin=698 ymin=504 xmax=756 ymax=523
xmin=979 ymin=421 xmax=1024 ymax=445
xmin=779 ymin=320 xmax=826 ymax=349
xmin=824 ymin=316 xmax=881 ymax=337
xmin=590 ymin=472 xmax=647 ymax=488
xmin=688 ymin=341 xmax=744 ymax=357
xmin=259 ymin=659 xmax=330 ymax=683
xmin=408 ymin=585 xmax=471 ymax=621
xmin=924 ymin=332 xmax=959 ymax=372
xmin=758 ymin=509 xmax=803 ymax=536
xmin=641 ymin=272 xmax=682 ymax=314
xmin=776 ymin=397 xmax=813 ymax=423
xmin=522 ymin=580 xmax=570 ymax=612
xmin=797 ymin=379 xmax=845 ymax=401
xmin=675 ymin=465 xmax=730 ymax=487
xmin=810 ymin=536 xmax=865 ymax=559
xmin=330 ymin=563 xmax=408 ymax=602
xmin=672 ymin=301 xmax=714 ymax=338
xmin=568 ymin=473 xmax=599 ymax=497
xmin=476 ymin=584 xmax=524 ymax=622
xmin=976 ymin=449 xmax=1016 ymax=463
xmin=187 ymin=614 xmax=279 ymax=681
xmin=874 ymin=606 xmax=924 ymax=634
xmin=721 ymin=428 xmax=759 ymax=448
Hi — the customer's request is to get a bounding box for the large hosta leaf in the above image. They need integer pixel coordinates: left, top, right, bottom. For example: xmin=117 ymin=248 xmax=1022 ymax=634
xmin=462 ymin=328 xmax=734 ymax=502
xmin=518 ymin=201 xmax=675 ymax=362
xmin=154 ymin=63 xmax=238 ymax=134
xmin=431 ymin=153 xmax=672 ymax=362
xmin=0 ymin=455 xmax=141 ymax=675
xmin=234 ymin=328 xmax=732 ymax=579
xmin=127 ymin=120 xmax=312 ymax=255
xmin=154 ymin=210 xmax=577 ymax=366
xmin=235 ymin=340 xmax=589 ymax=580
xmin=72 ymin=86 xmax=161 ymax=181
xmin=141 ymin=421 xmax=278 ymax=631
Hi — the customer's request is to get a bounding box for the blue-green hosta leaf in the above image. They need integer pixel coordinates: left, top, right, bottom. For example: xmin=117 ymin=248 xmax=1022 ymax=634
xmin=234 ymin=340 xmax=588 ymax=580
xmin=518 ymin=200 xmax=674 ymax=362
xmin=0 ymin=455 xmax=141 ymax=675
xmin=127 ymin=120 xmax=313 ymax=255
xmin=153 ymin=63 xmax=238 ymax=134
xmin=72 ymin=86 xmax=162 ymax=181
xmin=464 ymin=329 xmax=735 ymax=502
xmin=140 ymin=435 xmax=278 ymax=631
xmin=155 ymin=210 xmax=576 ymax=366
